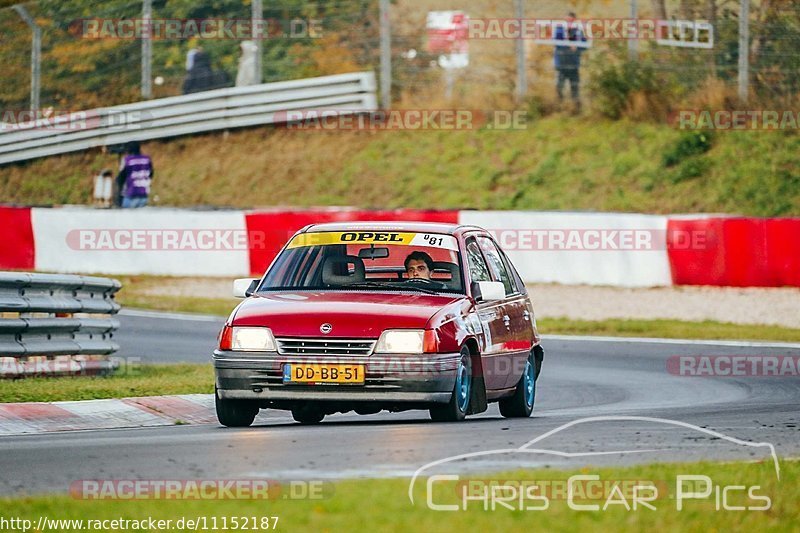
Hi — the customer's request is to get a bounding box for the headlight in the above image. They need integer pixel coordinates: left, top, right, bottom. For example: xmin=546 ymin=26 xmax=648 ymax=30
xmin=375 ymin=330 xmax=425 ymax=354
xmin=231 ymin=327 xmax=276 ymax=352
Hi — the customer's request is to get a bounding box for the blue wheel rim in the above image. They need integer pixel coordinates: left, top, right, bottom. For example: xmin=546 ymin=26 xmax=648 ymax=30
xmin=524 ymin=360 xmax=535 ymax=408
xmin=455 ymin=359 xmax=470 ymax=412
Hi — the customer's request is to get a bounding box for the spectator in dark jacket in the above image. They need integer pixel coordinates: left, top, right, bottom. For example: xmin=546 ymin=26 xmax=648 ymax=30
xmin=554 ymin=12 xmax=587 ymax=108
xmin=182 ymin=49 xmax=231 ymax=94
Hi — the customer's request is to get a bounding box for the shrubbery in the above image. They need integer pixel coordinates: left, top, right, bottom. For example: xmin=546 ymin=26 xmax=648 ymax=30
xmin=589 ymin=58 xmax=669 ymax=120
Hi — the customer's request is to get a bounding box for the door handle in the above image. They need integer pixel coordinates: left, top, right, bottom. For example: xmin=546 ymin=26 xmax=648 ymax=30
xmin=503 ymin=315 xmax=511 ymax=327
xmin=523 ymin=310 xmax=530 ymax=321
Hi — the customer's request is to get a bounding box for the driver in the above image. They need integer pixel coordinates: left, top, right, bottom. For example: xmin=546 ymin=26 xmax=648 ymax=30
xmin=404 ymin=251 xmax=434 ymax=280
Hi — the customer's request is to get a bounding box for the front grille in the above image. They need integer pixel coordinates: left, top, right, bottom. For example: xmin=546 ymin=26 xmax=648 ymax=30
xmin=276 ymin=337 xmax=376 ymax=356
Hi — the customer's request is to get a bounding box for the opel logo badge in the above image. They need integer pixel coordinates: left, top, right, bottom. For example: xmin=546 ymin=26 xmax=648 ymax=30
xmin=320 ymin=323 xmax=333 ymax=334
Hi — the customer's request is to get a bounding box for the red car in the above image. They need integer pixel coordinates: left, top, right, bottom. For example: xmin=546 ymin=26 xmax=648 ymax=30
xmin=214 ymin=222 xmax=543 ymax=426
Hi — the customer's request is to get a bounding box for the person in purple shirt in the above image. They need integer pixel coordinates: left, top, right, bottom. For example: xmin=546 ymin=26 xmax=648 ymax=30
xmin=116 ymin=141 xmax=153 ymax=208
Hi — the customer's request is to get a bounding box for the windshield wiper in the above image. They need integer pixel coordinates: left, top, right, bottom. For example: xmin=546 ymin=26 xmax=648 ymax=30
xmin=347 ymin=281 xmax=439 ymax=295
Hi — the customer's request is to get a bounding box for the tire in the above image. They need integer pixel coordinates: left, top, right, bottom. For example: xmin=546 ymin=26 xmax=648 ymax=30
xmin=499 ymin=349 xmax=536 ymax=418
xmin=215 ymin=387 xmax=259 ymax=427
xmin=291 ymin=406 xmax=325 ymax=425
xmin=430 ymin=347 xmax=472 ymax=422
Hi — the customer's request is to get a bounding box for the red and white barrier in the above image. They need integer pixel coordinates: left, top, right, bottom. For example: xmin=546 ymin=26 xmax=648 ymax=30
xmin=459 ymin=211 xmax=674 ymax=287
xmin=667 ymin=216 xmax=800 ymax=287
xmin=2 ymin=206 xmax=799 ymax=288
xmin=0 ymin=206 xmax=35 ymax=270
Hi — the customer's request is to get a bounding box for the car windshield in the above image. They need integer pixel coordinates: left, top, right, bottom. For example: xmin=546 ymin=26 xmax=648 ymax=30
xmin=258 ymin=231 xmax=464 ymax=294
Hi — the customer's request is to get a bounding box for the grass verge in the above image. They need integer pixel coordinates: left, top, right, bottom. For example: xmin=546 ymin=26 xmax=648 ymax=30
xmin=119 ymin=295 xmax=235 ymax=317
xmin=540 ymin=317 xmax=800 ymax=343
xmin=112 ymin=275 xmax=237 ymax=317
xmin=113 ymin=276 xmax=800 ymax=343
xmin=2 ymin=117 xmax=799 ymax=215
xmin=0 ymin=364 xmax=213 ymax=403
xmin=1 ymin=460 xmax=795 ymax=531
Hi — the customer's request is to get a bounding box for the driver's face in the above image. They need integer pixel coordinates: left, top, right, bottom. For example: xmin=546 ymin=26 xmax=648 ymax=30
xmin=406 ymin=259 xmax=431 ymax=279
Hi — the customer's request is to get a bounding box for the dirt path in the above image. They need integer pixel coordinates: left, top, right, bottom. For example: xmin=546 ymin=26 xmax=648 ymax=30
xmin=528 ymin=284 xmax=800 ymax=328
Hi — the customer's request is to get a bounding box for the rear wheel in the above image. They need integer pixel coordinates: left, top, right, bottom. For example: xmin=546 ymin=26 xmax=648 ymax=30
xmin=499 ymin=350 xmax=536 ymax=418
xmin=430 ymin=347 xmax=472 ymax=422
xmin=215 ymin=387 xmax=259 ymax=427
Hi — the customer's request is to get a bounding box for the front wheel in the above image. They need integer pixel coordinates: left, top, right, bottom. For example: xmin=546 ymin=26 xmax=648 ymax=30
xmin=215 ymin=387 xmax=259 ymax=427
xmin=499 ymin=350 xmax=536 ymax=418
xmin=430 ymin=347 xmax=472 ymax=422
xmin=291 ymin=405 xmax=325 ymax=425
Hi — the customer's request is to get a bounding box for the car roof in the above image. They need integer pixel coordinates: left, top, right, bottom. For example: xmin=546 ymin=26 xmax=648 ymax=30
xmin=302 ymin=221 xmax=485 ymax=236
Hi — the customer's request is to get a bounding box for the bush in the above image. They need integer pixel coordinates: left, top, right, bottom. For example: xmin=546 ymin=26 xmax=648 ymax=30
xmin=662 ymin=131 xmax=714 ymax=168
xmin=589 ymin=59 xmax=667 ymax=120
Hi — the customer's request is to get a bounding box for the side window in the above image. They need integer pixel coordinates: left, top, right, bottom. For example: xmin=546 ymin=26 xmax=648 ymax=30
xmin=499 ymin=250 xmax=525 ymax=294
xmin=477 ymin=237 xmax=516 ymax=295
xmin=465 ymin=238 xmax=491 ymax=283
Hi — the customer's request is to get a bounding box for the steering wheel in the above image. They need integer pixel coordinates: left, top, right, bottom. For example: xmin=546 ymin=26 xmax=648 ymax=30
xmin=404 ymin=278 xmax=445 ymax=289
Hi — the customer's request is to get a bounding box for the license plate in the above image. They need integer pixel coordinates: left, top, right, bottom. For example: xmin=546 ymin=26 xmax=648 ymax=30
xmin=283 ymin=364 xmax=365 ymax=384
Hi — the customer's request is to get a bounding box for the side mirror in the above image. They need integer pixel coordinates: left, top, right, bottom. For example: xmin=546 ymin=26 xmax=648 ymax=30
xmin=233 ymin=278 xmax=259 ymax=298
xmin=471 ymin=281 xmax=506 ymax=302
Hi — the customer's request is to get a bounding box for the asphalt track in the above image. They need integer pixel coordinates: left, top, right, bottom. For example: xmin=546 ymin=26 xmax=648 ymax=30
xmin=1 ymin=311 xmax=799 ymax=496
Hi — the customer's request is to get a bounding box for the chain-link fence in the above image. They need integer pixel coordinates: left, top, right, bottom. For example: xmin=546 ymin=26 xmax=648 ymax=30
xmin=1 ymin=0 xmax=798 ymax=118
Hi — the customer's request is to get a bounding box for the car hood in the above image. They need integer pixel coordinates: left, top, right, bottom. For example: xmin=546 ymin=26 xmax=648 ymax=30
xmin=232 ymin=291 xmax=464 ymax=337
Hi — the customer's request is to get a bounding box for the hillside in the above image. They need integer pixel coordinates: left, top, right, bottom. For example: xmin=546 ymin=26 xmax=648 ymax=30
xmin=1 ymin=116 xmax=798 ymax=216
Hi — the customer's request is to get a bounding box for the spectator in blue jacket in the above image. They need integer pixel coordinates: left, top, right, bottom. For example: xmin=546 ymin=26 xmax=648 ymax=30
xmin=554 ymin=12 xmax=587 ymax=109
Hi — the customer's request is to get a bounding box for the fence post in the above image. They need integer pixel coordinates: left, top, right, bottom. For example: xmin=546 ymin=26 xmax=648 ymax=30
xmin=141 ymin=0 xmax=153 ymax=99
xmin=379 ymin=0 xmax=392 ymax=109
xmin=11 ymin=5 xmax=41 ymax=113
xmin=515 ymin=0 xmax=527 ymax=103
xmin=253 ymin=0 xmax=263 ymax=84
xmin=738 ymin=0 xmax=750 ymax=102
xmin=628 ymin=0 xmax=638 ymax=60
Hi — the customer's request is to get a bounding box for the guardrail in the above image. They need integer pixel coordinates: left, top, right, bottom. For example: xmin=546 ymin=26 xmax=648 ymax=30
xmin=0 ymin=272 xmax=121 ymax=377
xmin=0 ymin=71 xmax=378 ymax=165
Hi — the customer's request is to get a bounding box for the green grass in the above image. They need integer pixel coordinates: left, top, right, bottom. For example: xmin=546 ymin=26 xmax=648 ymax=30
xmin=540 ymin=317 xmax=800 ymax=343
xmin=1 ymin=460 xmax=796 ymax=531
xmin=0 ymin=364 xmax=213 ymax=403
xmin=111 ymin=276 xmax=800 ymax=343
xmin=118 ymin=295 xmax=235 ymax=317
xmin=111 ymin=275 xmax=237 ymax=317
xmin=1 ymin=117 xmax=798 ymax=216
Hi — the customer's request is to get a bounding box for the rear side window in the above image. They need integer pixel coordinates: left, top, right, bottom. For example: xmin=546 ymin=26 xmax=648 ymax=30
xmin=465 ymin=238 xmax=491 ymax=283
xmin=477 ymin=236 xmax=516 ymax=295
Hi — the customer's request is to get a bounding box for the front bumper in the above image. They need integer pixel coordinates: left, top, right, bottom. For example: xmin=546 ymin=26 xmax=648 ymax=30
xmin=213 ymin=350 xmax=460 ymax=403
